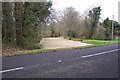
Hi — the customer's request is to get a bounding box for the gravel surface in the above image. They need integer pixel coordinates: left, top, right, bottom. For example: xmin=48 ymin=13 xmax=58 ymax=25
xmin=40 ymin=37 xmax=91 ymax=49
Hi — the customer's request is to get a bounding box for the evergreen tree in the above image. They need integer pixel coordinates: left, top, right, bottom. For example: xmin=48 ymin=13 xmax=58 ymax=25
xmin=21 ymin=2 xmax=52 ymax=49
xmin=88 ymin=6 xmax=102 ymax=39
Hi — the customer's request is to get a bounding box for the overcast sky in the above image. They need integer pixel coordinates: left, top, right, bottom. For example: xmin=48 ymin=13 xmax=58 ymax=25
xmin=52 ymin=0 xmax=119 ymax=21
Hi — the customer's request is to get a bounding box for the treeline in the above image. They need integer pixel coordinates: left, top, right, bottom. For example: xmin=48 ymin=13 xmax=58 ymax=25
xmin=2 ymin=3 xmax=120 ymax=50
xmin=2 ymin=2 xmax=52 ymax=49
xmin=45 ymin=7 xmax=120 ymax=40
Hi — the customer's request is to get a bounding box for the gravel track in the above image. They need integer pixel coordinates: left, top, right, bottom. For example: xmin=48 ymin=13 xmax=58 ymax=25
xmin=40 ymin=37 xmax=91 ymax=49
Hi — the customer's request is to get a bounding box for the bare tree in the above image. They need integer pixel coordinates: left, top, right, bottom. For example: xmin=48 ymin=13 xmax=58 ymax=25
xmin=60 ymin=7 xmax=81 ymax=38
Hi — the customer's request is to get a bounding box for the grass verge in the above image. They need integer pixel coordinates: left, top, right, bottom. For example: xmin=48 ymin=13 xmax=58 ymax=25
xmin=1 ymin=39 xmax=119 ymax=57
xmin=69 ymin=37 xmax=119 ymax=45
xmin=83 ymin=39 xmax=119 ymax=45
xmin=1 ymin=45 xmax=100 ymax=57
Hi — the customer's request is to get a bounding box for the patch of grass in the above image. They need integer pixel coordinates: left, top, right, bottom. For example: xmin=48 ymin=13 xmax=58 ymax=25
xmin=66 ymin=37 xmax=119 ymax=45
xmin=83 ymin=39 xmax=119 ymax=45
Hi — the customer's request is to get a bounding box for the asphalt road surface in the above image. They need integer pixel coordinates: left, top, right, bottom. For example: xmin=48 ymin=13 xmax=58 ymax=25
xmin=1 ymin=44 xmax=120 ymax=78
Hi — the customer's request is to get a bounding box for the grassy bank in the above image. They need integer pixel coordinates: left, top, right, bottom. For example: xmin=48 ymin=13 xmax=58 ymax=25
xmin=1 ymin=44 xmax=98 ymax=57
xmin=69 ymin=37 xmax=119 ymax=46
xmin=1 ymin=38 xmax=119 ymax=57
xmin=83 ymin=39 xmax=119 ymax=45
xmin=1 ymin=47 xmax=77 ymax=57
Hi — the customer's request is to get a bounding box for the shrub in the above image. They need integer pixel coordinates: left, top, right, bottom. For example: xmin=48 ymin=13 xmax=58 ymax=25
xmin=22 ymin=36 xmax=36 ymax=49
xmin=34 ymin=44 xmax=43 ymax=49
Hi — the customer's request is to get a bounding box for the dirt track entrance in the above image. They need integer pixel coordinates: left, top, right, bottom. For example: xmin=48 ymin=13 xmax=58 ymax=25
xmin=40 ymin=37 xmax=91 ymax=49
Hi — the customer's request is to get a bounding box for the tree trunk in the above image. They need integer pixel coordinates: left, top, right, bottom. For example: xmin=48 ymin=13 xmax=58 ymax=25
xmin=14 ymin=2 xmax=23 ymax=47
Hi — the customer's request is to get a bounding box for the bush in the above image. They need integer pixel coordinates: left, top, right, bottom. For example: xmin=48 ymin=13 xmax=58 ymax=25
xmin=22 ymin=36 xmax=36 ymax=49
xmin=34 ymin=44 xmax=43 ymax=49
xmin=3 ymin=40 xmax=17 ymax=48
xmin=92 ymin=25 xmax=106 ymax=40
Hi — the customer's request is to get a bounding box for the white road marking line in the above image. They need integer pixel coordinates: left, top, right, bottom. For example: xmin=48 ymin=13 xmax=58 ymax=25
xmin=81 ymin=49 xmax=119 ymax=58
xmin=0 ymin=67 xmax=24 ymax=74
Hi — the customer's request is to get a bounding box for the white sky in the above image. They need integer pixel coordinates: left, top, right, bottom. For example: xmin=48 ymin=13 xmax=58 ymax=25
xmin=52 ymin=0 xmax=120 ymax=21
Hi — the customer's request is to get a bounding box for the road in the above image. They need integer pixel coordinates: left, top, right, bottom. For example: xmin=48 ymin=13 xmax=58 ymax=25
xmin=2 ymin=44 xmax=120 ymax=78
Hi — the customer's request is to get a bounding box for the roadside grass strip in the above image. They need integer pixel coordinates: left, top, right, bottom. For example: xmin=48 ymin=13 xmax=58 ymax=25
xmin=1 ymin=39 xmax=119 ymax=57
